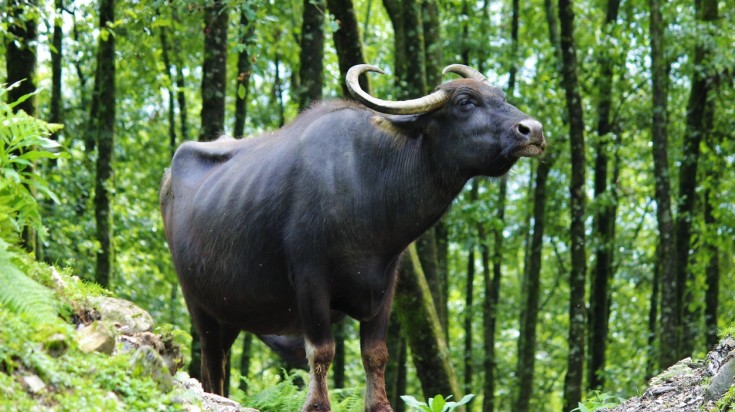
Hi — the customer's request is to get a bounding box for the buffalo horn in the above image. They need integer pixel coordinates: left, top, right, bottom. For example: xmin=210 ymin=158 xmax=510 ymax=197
xmin=346 ymin=64 xmax=450 ymax=115
xmin=441 ymin=64 xmax=488 ymax=82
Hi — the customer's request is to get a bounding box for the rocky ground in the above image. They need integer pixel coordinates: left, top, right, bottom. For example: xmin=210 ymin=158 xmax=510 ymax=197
xmin=605 ymin=336 xmax=735 ymax=412
xmin=51 ymin=269 xmax=258 ymax=412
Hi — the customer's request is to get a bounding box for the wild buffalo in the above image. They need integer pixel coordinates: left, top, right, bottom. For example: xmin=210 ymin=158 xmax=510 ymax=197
xmin=160 ymin=64 xmax=545 ymax=412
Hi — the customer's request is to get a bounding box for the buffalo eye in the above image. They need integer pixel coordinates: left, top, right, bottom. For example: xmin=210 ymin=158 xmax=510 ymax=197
xmin=458 ymin=98 xmax=475 ymax=107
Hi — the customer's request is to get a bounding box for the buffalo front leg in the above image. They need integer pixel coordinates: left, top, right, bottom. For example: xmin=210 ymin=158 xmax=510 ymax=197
xmin=360 ymin=304 xmax=394 ymax=412
xmin=296 ymin=270 xmax=335 ymax=412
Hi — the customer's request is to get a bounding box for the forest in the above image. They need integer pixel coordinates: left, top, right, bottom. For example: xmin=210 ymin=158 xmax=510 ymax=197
xmin=1 ymin=0 xmax=734 ymax=411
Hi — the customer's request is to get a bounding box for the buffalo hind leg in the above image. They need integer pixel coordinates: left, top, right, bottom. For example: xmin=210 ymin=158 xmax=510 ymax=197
xmin=191 ymin=305 xmax=240 ymax=396
xmin=360 ymin=299 xmax=394 ymax=411
xmin=295 ymin=269 xmax=335 ymax=412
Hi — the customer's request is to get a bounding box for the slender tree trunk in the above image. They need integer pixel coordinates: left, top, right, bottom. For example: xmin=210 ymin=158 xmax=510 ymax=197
xmin=464 ymin=181 xmax=479 ymax=403
xmin=171 ymin=6 xmax=189 ymax=142
xmin=702 ymin=104 xmax=720 ymax=350
xmin=234 ymin=3 xmax=255 ymax=138
xmin=298 ymin=0 xmax=325 ymax=110
xmin=677 ymin=0 xmax=719 ymax=357
xmin=273 ymin=49 xmax=285 ymax=128
xmin=200 ymin=0 xmax=229 ymax=141
xmin=649 ymin=0 xmax=678 ymax=370
xmin=435 ymin=221 xmax=449 ymax=337
xmin=326 ymin=0 xmax=368 ymax=96
xmin=6 ymin=0 xmax=37 ymax=116
xmin=239 ymin=333 xmax=253 ymax=393
xmin=94 ymin=0 xmax=116 ymax=288
xmin=463 ymin=242 xmax=475 ymax=405
xmin=514 ymin=1 xmax=560 ymax=406
xmin=157 ymin=8 xmax=176 ymax=157
xmin=588 ymin=0 xmax=620 ymax=391
xmin=558 ymin=0 xmax=587 ymax=409
xmin=646 ymin=247 xmax=661 ymax=380
xmin=50 ymin=0 xmax=64 ymax=143
xmin=515 ymin=159 xmax=552 ymax=412
xmin=422 ymin=0 xmax=441 ymax=89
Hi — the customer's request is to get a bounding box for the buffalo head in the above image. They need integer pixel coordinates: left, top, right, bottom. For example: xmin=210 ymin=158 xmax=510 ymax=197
xmin=347 ymin=64 xmax=546 ymax=177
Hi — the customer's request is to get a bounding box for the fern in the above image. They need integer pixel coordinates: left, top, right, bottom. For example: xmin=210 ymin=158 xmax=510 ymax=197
xmin=0 ymin=239 xmax=58 ymax=323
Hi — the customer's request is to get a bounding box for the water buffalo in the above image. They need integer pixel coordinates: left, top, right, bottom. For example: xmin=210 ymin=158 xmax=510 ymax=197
xmin=160 ymin=64 xmax=545 ymax=412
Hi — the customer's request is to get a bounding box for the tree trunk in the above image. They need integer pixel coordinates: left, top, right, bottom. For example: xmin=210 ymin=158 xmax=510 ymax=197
xmin=515 ymin=159 xmax=553 ymax=412
xmin=558 ymin=0 xmax=587 ymax=409
xmin=677 ymin=0 xmax=719 ymax=357
xmin=463 ymin=242 xmax=475 ymax=400
xmin=326 ymin=0 xmax=369 ymax=96
xmin=94 ymin=0 xmax=116 ymax=288
xmin=171 ymin=6 xmax=189 ymax=142
xmin=702 ymin=103 xmax=720 ymax=350
xmin=200 ymin=0 xmax=229 ymax=141
xmin=157 ymin=8 xmax=176 ymax=157
xmin=234 ymin=3 xmax=256 ymax=138
xmin=6 ymin=0 xmax=37 ymax=116
xmin=297 ymin=0 xmax=325 ymax=110
xmin=50 ymin=0 xmax=64 ymax=143
xmin=393 ymin=244 xmax=461 ymax=400
xmin=239 ymin=333 xmax=253 ymax=393
xmin=588 ymin=0 xmax=620 ymax=391
xmin=649 ymin=0 xmax=678 ymax=370
xmin=422 ymin=0 xmax=442 ymax=90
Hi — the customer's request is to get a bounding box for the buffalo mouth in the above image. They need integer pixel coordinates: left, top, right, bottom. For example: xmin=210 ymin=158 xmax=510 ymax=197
xmin=512 ymin=142 xmax=545 ymax=157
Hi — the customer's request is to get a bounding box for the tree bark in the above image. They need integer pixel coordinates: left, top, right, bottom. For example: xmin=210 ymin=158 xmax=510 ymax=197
xmin=234 ymin=2 xmax=256 ymax=137
xmin=239 ymin=333 xmax=253 ymax=393
xmin=677 ymin=0 xmax=719 ymax=357
xmin=515 ymin=159 xmax=552 ymax=412
xmin=326 ymin=0 xmax=368 ymax=96
xmin=50 ymin=0 xmax=64 ymax=143
xmin=702 ymin=102 xmax=720 ymax=350
xmin=200 ymin=0 xmax=229 ymax=141
xmin=649 ymin=0 xmax=678 ymax=370
xmin=393 ymin=244 xmax=461 ymax=400
xmin=558 ymin=0 xmax=587 ymax=409
xmin=157 ymin=8 xmax=176 ymax=157
xmin=588 ymin=0 xmax=620 ymax=391
xmin=93 ymin=0 xmax=116 ymax=288
xmin=297 ymin=0 xmax=325 ymax=110
xmin=171 ymin=6 xmax=189 ymax=142
xmin=6 ymin=0 xmax=37 ymax=116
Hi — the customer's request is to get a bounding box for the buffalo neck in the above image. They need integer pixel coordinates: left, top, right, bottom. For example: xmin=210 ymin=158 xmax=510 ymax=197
xmin=357 ymin=126 xmax=466 ymax=253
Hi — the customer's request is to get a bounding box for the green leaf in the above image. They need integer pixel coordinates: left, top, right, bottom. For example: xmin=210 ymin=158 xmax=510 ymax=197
xmin=428 ymin=394 xmax=446 ymax=412
xmin=238 ymin=83 xmax=247 ymax=100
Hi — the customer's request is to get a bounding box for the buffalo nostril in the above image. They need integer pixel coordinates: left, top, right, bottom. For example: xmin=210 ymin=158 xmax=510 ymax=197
xmin=516 ymin=119 xmax=543 ymax=140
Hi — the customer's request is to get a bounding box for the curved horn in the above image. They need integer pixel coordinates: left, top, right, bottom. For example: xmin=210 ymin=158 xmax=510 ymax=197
xmin=442 ymin=64 xmax=488 ymax=81
xmin=346 ymin=64 xmax=450 ymax=115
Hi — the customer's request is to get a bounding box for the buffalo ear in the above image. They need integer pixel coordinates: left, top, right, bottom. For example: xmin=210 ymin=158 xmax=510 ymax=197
xmin=371 ymin=114 xmax=424 ymax=138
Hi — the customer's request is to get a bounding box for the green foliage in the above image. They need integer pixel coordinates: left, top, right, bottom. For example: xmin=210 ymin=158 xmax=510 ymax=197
xmin=716 ymin=385 xmax=735 ymax=412
xmin=242 ymin=369 xmax=308 ymax=411
xmin=571 ymin=391 xmax=625 ymax=412
xmin=0 ymin=239 xmax=57 ymax=323
xmin=241 ymin=369 xmax=365 ymax=411
xmin=401 ymin=393 xmax=475 ymax=412
xmin=0 ymin=83 xmax=64 ymax=239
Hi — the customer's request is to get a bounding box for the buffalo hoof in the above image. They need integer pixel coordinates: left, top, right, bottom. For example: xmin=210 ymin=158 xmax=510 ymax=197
xmin=302 ymin=402 xmax=331 ymax=412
